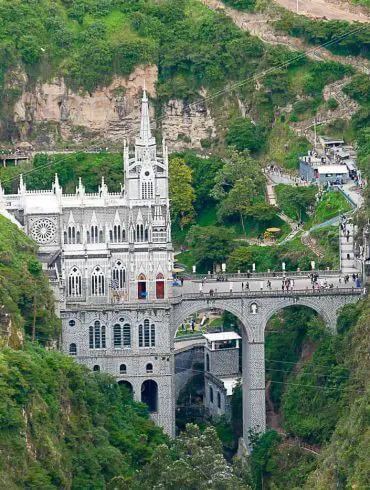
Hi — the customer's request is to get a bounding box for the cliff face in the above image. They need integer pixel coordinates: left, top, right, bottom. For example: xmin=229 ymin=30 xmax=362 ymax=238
xmin=10 ymin=65 xmax=216 ymax=150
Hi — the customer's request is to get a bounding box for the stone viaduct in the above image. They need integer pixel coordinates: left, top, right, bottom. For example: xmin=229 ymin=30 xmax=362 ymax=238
xmin=170 ymin=287 xmax=363 ymax=445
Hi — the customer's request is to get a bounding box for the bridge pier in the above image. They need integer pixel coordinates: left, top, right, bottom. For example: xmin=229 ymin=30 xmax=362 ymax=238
xmin=242 ymin=329 xmax=266 ymax=447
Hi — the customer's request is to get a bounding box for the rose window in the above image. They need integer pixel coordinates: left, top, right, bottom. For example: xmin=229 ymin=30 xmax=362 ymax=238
xmin=30 ymin=219 xmax=57 ymax=244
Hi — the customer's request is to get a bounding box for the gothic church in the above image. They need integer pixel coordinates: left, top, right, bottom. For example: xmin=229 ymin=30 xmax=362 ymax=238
xmin=0 ymin=91 xmax=175 ymax=435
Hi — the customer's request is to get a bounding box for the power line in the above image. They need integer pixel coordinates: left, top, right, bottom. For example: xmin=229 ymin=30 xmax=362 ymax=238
xmin=174 ymin=365 xmax=367 ymax=393
xmin=0 ymin=150 xmax=85 ymax=185
xmin=0 ymin=23 xmax=368 ymax=188
xmin=152 ymin=23 xmax=369 ymax=126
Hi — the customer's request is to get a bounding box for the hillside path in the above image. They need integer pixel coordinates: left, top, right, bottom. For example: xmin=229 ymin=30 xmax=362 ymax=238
xmin=201 ymin=0 xmax=370 ymax=74
xmin=275 ymin=0 xmax=369 ymax=23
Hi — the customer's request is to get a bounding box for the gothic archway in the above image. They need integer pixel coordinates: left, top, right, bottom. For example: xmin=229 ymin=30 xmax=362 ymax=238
xmin=138 ymin=273 xmax=147 ymax=299
xmin=156 ymin=273 xmax=165 ymax=299
xmin=141 ymin=379 xmax=158 ymax=412
xmin=118 ymin=380 xmax=133 ymax=397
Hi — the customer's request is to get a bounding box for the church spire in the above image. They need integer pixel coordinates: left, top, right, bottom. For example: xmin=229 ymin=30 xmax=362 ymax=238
xmin=140 ymin=85 xmax=152 ymax=142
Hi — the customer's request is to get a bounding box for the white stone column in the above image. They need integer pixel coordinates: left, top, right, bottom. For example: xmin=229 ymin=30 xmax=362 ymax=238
xmin=242 ymin=323 xmax=266 ymax=448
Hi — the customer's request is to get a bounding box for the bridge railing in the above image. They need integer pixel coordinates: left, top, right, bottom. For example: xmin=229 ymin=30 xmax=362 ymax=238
xmin=171 ymin=287 xmax=363 ymax=303
xmin=181 ymin=270 xmax=341 ymax=281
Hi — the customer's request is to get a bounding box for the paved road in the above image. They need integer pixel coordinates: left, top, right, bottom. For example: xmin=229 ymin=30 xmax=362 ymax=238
xmin=274 ymin=0 xmax=369 ymax=23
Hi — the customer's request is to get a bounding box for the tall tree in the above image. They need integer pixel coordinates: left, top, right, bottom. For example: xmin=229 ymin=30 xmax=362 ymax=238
xmin=187 ymin=225 xmax=235 ymax=272
xmin=211 ymin=149 xmax=265 ymax=235
xmin=134 ymin=424 xmax=250 ymax=489
xmin=169 ymin=157 xmax=196 ymax=229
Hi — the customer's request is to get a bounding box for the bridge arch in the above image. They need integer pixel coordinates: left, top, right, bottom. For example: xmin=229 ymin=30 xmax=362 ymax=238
xmin=262 ymin=297 xmax=337 ymax=332
xmin=171 ymin=299 xmax=254 ymax=340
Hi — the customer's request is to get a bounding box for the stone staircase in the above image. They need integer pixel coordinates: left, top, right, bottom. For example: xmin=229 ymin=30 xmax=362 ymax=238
xmin=340 ymin=223 xmax=359 ymax=274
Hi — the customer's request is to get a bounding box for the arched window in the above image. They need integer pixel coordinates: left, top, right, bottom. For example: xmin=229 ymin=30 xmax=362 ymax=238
xmin=136 ymin=224 xmax=140 ymax=242
xmin=139 ymin=319 xmax=155 ymax=347
xmin=89 ymin=320 xmax=106 ymax=349
xmin=68 ymin=267 xmax=82 ymax=297
xmin=210 ymin=386 xmax=214 ymax=404
xmin=113 ymin=225 xmax=121 ymax=242
xmin=64 ymin=231 xmax=67 ymax=244
xmin=122 ymin=229 xmax=126 ymax=241
xmin=120 ymin=364 xmax=127 ymax=374
xmin=138 ymin=273 xmax=147 ymax=299
xmin=113 ymin=322 xmax=131 ymax=348
xmin=109 ymin=230 xmax=113 ymax=242
xmin=86 ymin=230 xmax=90 ymax=243
xmin=91 ymin=226 xmax=98 ymax=243
xmin=118 ymin=380 xmax=133 ymax=396
xmin=144 ymin=228 xmax=148 ymax=241
xmin=93 ymin=365 xmax=100 ymax=372
xmin=156 ymin=273 xmax=165 ymax=299
xmin=68 ymin=226 xmax=76 ymax=244
xmin=146 ymin=363 xmax=153 ymax=373
xmin=69 ymin=343 xmax=77 ymax=356
xmin=99 ymin=230 xmax=103 ymax=243
xmin=217 ymin=392 xmax=221 ymax=409
xmin=112 ymin=261 xmax=126 ymax=290
xmin=91 ymin=266 xmax=105 ymax=296
xmin=206 ymin=353 xmax=210 ymax=372
xmin=141 ymin=380 xmax=158 ymax=412
xmin=113 ymin=324 xmax=121 ymax=348
xmin=76 ymin=231 xmax=81 ymax=244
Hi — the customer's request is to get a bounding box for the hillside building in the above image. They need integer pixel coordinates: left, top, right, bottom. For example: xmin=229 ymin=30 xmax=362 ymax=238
xmin=0 ymin=90 xmax=176 ymax=435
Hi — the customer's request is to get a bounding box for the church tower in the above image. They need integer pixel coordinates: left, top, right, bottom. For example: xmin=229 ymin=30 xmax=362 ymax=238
xmin=124 ymin=88 xmax=169 ymax=204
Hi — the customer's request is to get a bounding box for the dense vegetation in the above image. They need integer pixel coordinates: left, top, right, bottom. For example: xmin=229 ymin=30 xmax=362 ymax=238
xmin=274 ymin=11 xmax=370 ymax=59
xmin=0 ymin=215 xmax=59 ymax=346
xmin=0 ymin=346 xmax=167 ymax=489
xmin=228 ymin=297 xmax=370 ymax=490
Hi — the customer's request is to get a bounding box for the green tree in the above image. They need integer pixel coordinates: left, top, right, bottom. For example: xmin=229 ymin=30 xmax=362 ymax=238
xmin=212 ymin=149 xmax=265 ymax=235
xmin=169 ymin=157 xmax=196 ymax=230
xmin=187 ymin=226 xmax=235 ymax=272
xmin=134 ymin=424 xmax=250 ymax=489
xmin=246 ymin=202 xmax=278 ymax=232
xmin=225 ymin=117 xmax=266 ymax=152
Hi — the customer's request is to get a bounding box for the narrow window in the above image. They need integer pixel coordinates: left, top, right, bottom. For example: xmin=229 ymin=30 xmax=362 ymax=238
xmin=217 ymin=392 xmax=221 ymax=409
xmin=144 ymin=319 xmax=150 ymax=347
xmin=210 ymin=386 xmax=214 ymax=404
xmin=120 ymin=364 xmax=127 ymax=374
xmin=113 ymin=324 xmax=122 ymax=348
xmin=69 ymin=343 xmax=77 ymax=356
xmin=146 ymin=363 xmax=153 ymax=373
xmin=123 ymin=324 xmax=131 ymax=347
xmin=150 ymin=323 xmax=155 ymax=347
xmin=138 ymin=324 xmax=143 ymax=348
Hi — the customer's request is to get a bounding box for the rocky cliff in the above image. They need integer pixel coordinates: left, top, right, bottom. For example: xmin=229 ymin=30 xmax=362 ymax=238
xmin=10 ymin=65 xmax=216 ymax=150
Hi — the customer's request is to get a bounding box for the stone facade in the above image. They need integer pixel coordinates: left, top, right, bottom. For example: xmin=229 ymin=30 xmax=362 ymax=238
xmin=1 ymin=91 xmax=176 ymax=436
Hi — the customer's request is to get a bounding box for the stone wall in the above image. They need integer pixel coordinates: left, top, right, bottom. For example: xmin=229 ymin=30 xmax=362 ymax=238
xmin=174 ymin=344 xmax=204 ymax=398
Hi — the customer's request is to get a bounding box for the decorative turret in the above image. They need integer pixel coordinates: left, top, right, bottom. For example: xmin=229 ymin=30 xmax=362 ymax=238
xmin=76 ymin=177 xmax=85 ymax=198
xmin=52 ymin=173 xmax=62 ymax=198
xmin=18 ymin=174 xmax=26 ymax=194
xmin=99 ymin=176 xmax=108 ymax=200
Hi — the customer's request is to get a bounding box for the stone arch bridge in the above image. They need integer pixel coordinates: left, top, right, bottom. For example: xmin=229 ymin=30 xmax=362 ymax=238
xmin=171 ymin=287 xmax=363 ymax=446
